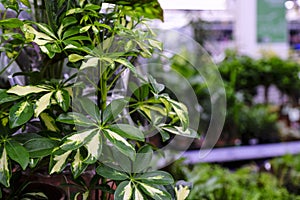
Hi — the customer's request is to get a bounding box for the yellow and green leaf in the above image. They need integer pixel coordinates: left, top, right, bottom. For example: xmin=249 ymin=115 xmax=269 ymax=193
xmin=114 ymin=181 xmax=133 ymax=200
xmin=7 ymin=85 xmax=48 ymax=96
xmin=61 ymin=129 xmax=98 ymax=151
xmin=9 ymin=101 xmax=34 ymax=128
xmin=50 ymin=150 xmax=72 ymax=174
xmin=71 ymin=149 xmax=88 ymax=178
xmin=0 ymin=147 xmax=10 ymax=187
xmin=102 ymin=129 xmax=136 ymax=161
xmin=34 ymin=92 xmax=53 ymax=117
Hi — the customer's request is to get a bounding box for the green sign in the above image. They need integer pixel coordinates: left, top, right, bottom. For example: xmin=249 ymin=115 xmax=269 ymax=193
xmin=257 ymin=0 xmax=287 ymax=43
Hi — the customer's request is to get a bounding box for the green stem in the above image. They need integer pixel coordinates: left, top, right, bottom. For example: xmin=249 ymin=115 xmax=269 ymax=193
xmin=0 ymin=45 xmax=23 ymax=76
xmin=100 ymin=62 xmax=108 ymax=120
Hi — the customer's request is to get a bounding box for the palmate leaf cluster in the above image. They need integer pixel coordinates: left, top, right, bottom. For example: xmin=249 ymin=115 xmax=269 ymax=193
xmin=0 ymin=0 xmax=196 ymax=199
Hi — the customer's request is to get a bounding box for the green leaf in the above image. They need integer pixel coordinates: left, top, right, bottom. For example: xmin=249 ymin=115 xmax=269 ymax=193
xmin=6 ymin=140 xmax=29 ymax=170
xmin=68 ymin=54 xmax=84 ymax=62
xmin=12 ymin=133 xmax=43 ymax=144
xmin=84 ymin=3 xmax=101 ymax=10
xmin=133 ymin=145 xmax=153 ymax=173
xmin=78 ymin=97 xmax=101 ymax=121
xmin=24 ymin=137 xmax=59 ymax=158
xmin=62 ymin=16 xmax=77 ymax=28
xmin=62 ymin=26 xmax=80 ymax=39
xmin=102 ymin=129 xmax=136 ymax=161
xmin=0 ymin=18 xmax=23 ymax=28
xmin=112 ymin=0 xmax=164 ymax=21
xmin=61 ymin=129 xmax=98 ymax=151
xmin=9 ymin=101 xmax=34 ymax=128
xmin=50 ymin=149 xmax=72 ymax=174
xmin=20 ymin=0 xmax=31 ymax=7
xmin=108 ymin=124 xmax=144 ymax=141
xmin=101 ymin=144 xmax=132 ymax=173
xmin=114 ymin=181 xmax=132 ymax=200
xmin=34 ymin=92 xmax=53 ymax=117
xmin=7 ymin=85 xmax=48 ymax=96
xmin=0 ymin=90 xmax=20 ymax=104
xmin=138 ymin=183 xmax=171 ymax=200
xmin=66 ymin=35 xmax=91 ymax=41
xmin=94 ymin=21 xmax=112 ymax=31
xmin=55 ymin=89 xmax=70 ymax=112
xmin=84 ymin=132 xmax=102 ymax=163
xmin=103 ymin=99 xmax=128 ymax=124
xmin=96 ymin=164 xmax=129 ymax=181
xmin=0 ymin=147 xmax=10 ymax=187
xmin=71 ymin=149 xmax=88 ymax=178
xmin=57 ymin=112 xmax=95 ymax=127
xmin=136 ymin=171 xmax=174 ymax=185
xmin=40 ymin=113 xmax=59 ymax=132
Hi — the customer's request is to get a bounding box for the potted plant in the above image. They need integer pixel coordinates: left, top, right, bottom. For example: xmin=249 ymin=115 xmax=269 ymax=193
xmin=0 ymin=0 xmax=197 ymax=199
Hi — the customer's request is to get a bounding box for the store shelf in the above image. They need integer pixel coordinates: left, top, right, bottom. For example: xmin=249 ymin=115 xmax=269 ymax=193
xmin=183 ymin=141 xmax=300 ymax=164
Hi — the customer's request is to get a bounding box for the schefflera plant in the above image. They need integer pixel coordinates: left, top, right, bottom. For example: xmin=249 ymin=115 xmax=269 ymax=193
xmin=0 ymin=0 xmax=197 ymax=199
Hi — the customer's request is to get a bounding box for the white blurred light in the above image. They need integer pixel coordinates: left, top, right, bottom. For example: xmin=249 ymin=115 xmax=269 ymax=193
xmin=264 ymin=162 xmax=271 ymax=171
xmin=285 ymin=0 xmax=295 ymax=9
xmin=158 ymin=0 xmax=227 ymax=10
xmin=296 ymin=0 xmax=300 ymax=6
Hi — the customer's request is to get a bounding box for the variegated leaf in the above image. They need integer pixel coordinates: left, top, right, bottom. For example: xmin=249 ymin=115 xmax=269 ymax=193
xmin=136 ymin=171 xmax=174 ymax=185
xmin=7 ymin=85 xmax=48 ymax=96
xmin=0 ymin=147 xmax=10 ymax=187
xmin=84 ymin=131 xmax=102 ymax=163
xmin=139 ymin=183 xmax=170 ymax=200
xmin=167 ymin=99 xmax=189 ymax=130
xmin=35 ymin=23 xmax=57 ymax=39
xmin=34 ymin=92 xmax=53 ymax=117
xmin=134 ymin=187 xmax=144 ymax=200
xmin=80 ymin=57 xmax=99 ymax=70
xmin=71 ymin=149 xmax=87 ymax=178
xmin=175 ymin=185 xmax=190 ymax=200
xmin=40 ymin=113 xmax=59 ymax=132
xmin=50 ymin=150 xmax=72 ymax=174
xmin=9 ymin=101 xmax=34 ymax=128
xmin=102 ymin=129 xmax=136 ymax=161
xmin=114 ymin=181 xmax=132 ymax=200
xmin=22 ymin=24 xmax=54 ymax=45
xmin=55 ymin=89 xmax=70 ymax=112
xmin=161 ymin=126 xmax=199 ymax=138
xmin=61 ymin=129 xmax=98 ymax=151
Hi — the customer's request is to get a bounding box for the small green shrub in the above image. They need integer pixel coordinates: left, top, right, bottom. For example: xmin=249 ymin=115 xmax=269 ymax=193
xmin=170 ymin=159 xmax=300 ymax=200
